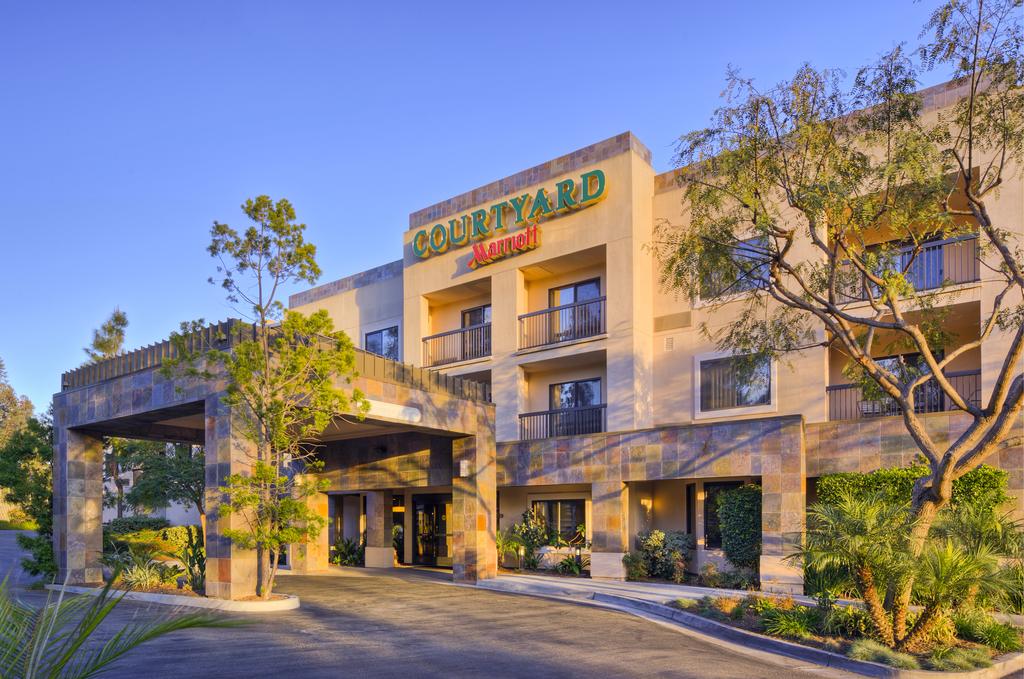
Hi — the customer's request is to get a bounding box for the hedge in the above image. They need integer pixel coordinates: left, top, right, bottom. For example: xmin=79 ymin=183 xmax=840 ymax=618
xmin=816 ymin=464 xmax=1009 ymax=510
xmin=717 ymin=484 xmax=762 ymax=571
xmin=106 ymin=516 xmax=170 ymax=533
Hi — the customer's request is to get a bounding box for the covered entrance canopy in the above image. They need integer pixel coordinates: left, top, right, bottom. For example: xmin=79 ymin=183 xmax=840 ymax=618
xmin=53 ymin=321 xmax=496 ymax=600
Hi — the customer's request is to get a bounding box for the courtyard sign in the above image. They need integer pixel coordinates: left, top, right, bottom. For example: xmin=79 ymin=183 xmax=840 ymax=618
xmin=411 ymin=169 xmax=607 ymax=266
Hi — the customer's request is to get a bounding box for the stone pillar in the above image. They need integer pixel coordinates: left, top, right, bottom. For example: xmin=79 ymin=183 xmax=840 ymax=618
xmin=451 ymin=424 xmax=497 ymax=582
xmin=290 ymin=486 xmax=330 ymax=574
xmin=590 ymin=481 xmax=629 ymax=579
xmin=760 ymin=420 xmax=806 ymax=594
xmin=204 ymin=394 xmax=259 ymax=600
xmin=53 ymin=428 xmax=104 ymax=585
xmin=364 ymin=490 xmax=393 ymax=568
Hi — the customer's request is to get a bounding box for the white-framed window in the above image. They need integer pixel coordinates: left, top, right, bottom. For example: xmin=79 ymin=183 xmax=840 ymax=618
xmin=365 ymin=325 xmax=400 ymax=360
xmin=694 ymin=351 xmax=777 ymax=419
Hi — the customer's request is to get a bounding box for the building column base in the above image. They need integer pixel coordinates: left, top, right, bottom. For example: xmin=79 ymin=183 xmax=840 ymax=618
xmin=589 ymin=552 xmax=626 ymax=580
xmin=759 ymin=555 xmax=803 ymax=595
xmin=365 ymin=546 xmax=395 ymax=568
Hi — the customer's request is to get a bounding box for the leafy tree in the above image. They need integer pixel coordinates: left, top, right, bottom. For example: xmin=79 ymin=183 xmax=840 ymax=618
xmin=164 ymin=196 xmax=368 ymax=599
xmin=126 ymin=443 xmax=206 ymax=533
xmin=717 ymin=484 xmax=762 ymax=571
xmin=0 ymin=358 xmax=32 ymax=449
xmin=0 ymin=414 xmax=56 ymax=577
xmin=83 ymin=308 xmax=128 ymax=363
xmin=656 ymin=0 xmax=1022 ymax=647
xmin=103 ymin=438 xmax=165 ymax=520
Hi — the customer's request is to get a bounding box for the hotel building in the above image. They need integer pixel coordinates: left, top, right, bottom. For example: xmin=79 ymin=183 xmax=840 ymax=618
xmin=53 ymin=80 xmax=1023 ymax=597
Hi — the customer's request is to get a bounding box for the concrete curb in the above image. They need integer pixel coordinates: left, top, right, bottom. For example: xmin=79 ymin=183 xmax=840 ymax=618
xmin=591 ymin=592 xmax=1024 ymax=679
xmin=44 ymin=584 xmax=300 ymax=613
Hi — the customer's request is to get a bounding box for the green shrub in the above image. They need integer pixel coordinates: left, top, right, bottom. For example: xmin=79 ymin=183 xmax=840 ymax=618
xmin=622 ymin=552 xmax=648 ymax=581
xmin=926 ymin=646 xmax=992 ymax=672
xmin=509 ymin=510 xmax=548 ymax=570
xmin=720 ymin=566 xmax=757 ymax=590
xmin=178 ymin=525 xmax=205 ymax=593
xmin=554 ymin=554 xmax=590 ymax=576
xmin=763 ymin=607 xmax=816 ymax=639
xmin=717 ymin=484 xmax=761 ymax=571
xmin=817 ymin=464 xmax=1010 ymax=511
xmin=847 ymin=639 xmax=920 ymax=669
xmin=821 ymin=605 xmax=875 ymax=639
xmin=745 ymin=594 xmax=778 ymax=617
xmin=107 ymin=516 xmax=170 ymax=533
xmin=635 ymin=529 xmax=693 ymax=582
xmin=951 ymin=608 xmax=1022 ymax=652
xmin=160 ymin=526 xmax=198 ymax=552
xmin=979 ymin=621 xmax=1023 ymax=653
xmin=330 ymin=537 xmax=365 ymax=566
xmin=699 ymin=563 xmax=723 ymax=588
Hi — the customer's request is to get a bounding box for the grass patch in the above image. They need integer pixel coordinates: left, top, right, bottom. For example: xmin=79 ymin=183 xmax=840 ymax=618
xmin=926 ymin=646 xmax=992 ymax=671
xmin=848 ymin=639 xmax=920 ymax=669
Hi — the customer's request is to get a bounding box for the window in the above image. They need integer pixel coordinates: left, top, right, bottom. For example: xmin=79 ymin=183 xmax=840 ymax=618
xmin=531 ymin=498 xmax=586 ymax=543
xmin=700 ymin=238 xmax=769 ymax=300
xmin=549 ymin=278 xmax=600 ymax=307
xmin=699 ymin=355 xmax=771 ymax=412
xmin=703 ymin=481 xmax=742 ymax=549
xmin=365 ymin=326 xmax=399 ymax=360
xmin=549 ymin=378 xmax=601 ymax=410
xmin=461 ymin=304 xmax=491 ymax=328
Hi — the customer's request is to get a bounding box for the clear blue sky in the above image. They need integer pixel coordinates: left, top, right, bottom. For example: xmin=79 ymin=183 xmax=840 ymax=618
xmin=1 ymin=1 xmax=945 ymax=412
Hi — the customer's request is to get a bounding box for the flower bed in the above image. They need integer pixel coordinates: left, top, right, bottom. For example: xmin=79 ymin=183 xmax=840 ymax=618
xmin=672 ymin=594 xmax=1022 ymax=672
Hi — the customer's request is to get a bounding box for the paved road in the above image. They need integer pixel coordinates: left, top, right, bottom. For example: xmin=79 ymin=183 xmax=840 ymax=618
xmin=1 ymin=532 xmax=847 ymax=678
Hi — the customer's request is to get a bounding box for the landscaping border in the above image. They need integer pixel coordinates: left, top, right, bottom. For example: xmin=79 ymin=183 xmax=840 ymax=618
xmin=591 ymin=592 xmax=1024 ymax=679
xmin=44 ymin=584 xmax=300 ymax=613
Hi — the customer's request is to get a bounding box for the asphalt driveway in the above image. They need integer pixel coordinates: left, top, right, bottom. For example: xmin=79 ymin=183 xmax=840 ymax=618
xmin=2 ymin=532 xmax=846 ymax=678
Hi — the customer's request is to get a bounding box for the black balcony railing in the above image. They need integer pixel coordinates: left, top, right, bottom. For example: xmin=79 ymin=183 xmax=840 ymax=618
xmin=838 ymin=235 xmax=979 ymax=302
xmin=422 ymin=323 xmax=491 ymax=367
xmin=518 ymin=297 xmax=606 ymax=350
xmin=519 ymin=405 xmax=607 ymax=440
xmin=826 ymin=369 xmax=981 ymax=421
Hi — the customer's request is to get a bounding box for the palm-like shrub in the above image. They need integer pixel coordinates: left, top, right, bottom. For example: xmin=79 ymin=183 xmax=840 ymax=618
xmin=495 ymin=528 xmax=521 ymax=566
xmin=0 ymin=577 xmax=237 ymax=678
xmin=793 ymin=491 xmax=910 ymax=646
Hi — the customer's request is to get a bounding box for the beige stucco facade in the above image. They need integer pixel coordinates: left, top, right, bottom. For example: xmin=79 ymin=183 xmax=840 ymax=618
xmin=286 ymin=79 xmax=1023 ymax=592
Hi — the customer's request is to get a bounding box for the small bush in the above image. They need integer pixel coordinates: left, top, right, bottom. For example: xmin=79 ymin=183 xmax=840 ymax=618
xmin=745 ymin=594 xmax=778 ymax=617
xmin=762 ymin=606 xmax=818 ymax=639
xmin=330 ymin=537 xmax=365 ymax=566
xmin=720 ymin=566 xmax=757 ymax=590
xmin=635 ymin=530 xmax=693 ymax=582
xmin=926 ymin=647 xmax=992 ymax=672
xmin=979 ymin=621 xmax=1023 ymax=653
xmin=952 ymin=609 xmax=1022 ymax=652
xmin=107 ymin=516 xmax=171 ymax=533
xmin=711 ymin=596 xmax=743 ymax=617
xmin=699 ymin=563 xmax=723 ymax=588
xmin=821 ymin=605 xmax=875 ymax=639
xmin=555 ymin=555 xmax=590 ymax=576
xmin=847 ymin=639 xmax=920 ymax=669
xmin=622 ymin=552 xmax=648 ymax=581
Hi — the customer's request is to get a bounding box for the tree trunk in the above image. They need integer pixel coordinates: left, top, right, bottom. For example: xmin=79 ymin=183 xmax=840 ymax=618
xmin=893 ymin=494 xmax=943 ymax=642
xmin=856 ymin=564 xmax=895 ymax=647
xmin=896 ymin=603 xmax=942 ymax=653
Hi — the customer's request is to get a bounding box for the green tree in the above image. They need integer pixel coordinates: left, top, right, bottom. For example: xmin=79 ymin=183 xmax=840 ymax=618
xmin=655 ymin=0 xmax=1022 ymax=647
xmin=83 ymin=308 xmax=128 ymax=362
xmin=103 ymin=438 xmax=165 ymax=520
xmin=126 ymin=443 xmax=206 ymax=533
xmin=165 ymin=196 xmax=368 ymax=599
xmin=0 ymin=414 xmax=56 ymax=577
xmin=0 ymin=358 xmax=32 ymax=449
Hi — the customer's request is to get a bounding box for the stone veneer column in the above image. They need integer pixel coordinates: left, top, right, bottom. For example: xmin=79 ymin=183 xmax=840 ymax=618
xmin=364 ymin=490 xmax=393 ymax=568
xmin=53 ymin=428 xmax=104 ymax=585
xmin=759 ymin=419 xmax=806 ymax=594
xmin=204 ymin=394 xmax=259 ymax=600
xmin=590 ymin=481 xmax=629 ymax=579
xmin=290 ymin=485 xmax=330 ymax=573
xmin=451 ymin=425 xmax=497 ymax=582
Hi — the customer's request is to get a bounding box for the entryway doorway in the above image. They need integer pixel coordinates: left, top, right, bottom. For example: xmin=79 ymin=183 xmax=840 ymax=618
xmin=413 ymin=493 xmax=452 ymax=567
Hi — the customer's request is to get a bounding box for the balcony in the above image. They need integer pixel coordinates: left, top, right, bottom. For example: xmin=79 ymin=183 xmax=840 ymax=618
xmin=826 ymin=369 xmax=981 ymax=421
xmin=422 ymin=323 xmax=491 ymax=367
xmin=518 ymin=297 xmax=606 ymax=350
xmin=839 ymin=235 xmax=979 ymax=302
xmin=519 ymin=405 xmax=607 ymax=440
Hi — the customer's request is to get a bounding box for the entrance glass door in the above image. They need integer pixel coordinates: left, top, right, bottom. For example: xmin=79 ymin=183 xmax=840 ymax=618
xmin=413 ymin=494 xmax=453 ymax=567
